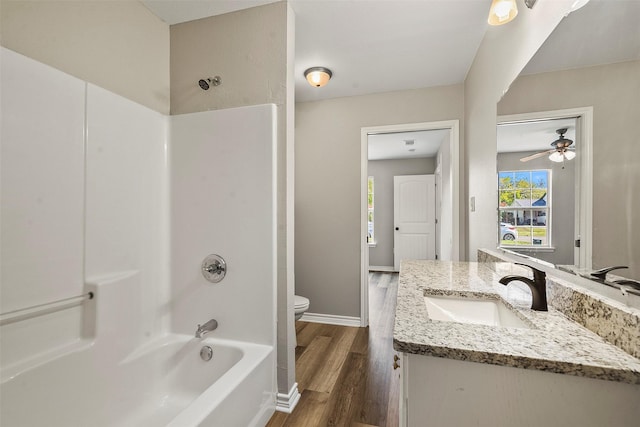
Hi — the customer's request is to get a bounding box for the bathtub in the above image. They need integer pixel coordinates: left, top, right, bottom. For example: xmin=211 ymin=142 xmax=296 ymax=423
xmin=1 ymin=334 xmax=275 ymax=426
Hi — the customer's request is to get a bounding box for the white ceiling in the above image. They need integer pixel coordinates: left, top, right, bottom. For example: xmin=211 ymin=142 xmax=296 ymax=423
xmin=368 ymin=129 xmax=450 ymax=160
xmin=143 ymin=0 xmax=640 ymax=102
xmin=291 ymin=0 xmax=488 ymax=102
xmin=497 ymin=118 xmax=577 ymax=154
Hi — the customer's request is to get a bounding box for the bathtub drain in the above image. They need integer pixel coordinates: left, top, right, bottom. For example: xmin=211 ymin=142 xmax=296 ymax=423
xmin=200 ymin=345 xmax=213 ymax=361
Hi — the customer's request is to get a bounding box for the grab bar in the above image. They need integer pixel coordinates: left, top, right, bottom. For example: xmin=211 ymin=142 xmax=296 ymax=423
xmin=0 ymin=292 xmax=94 ymax=326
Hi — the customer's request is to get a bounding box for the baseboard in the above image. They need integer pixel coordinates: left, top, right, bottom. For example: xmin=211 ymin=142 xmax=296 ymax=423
xmin=275 ymin=382 xmax=301 ymax=414
xmin=369 ymin=265 xmax=396 ymax=272
xmin=300 ymin=312 xmax=361 ymax=327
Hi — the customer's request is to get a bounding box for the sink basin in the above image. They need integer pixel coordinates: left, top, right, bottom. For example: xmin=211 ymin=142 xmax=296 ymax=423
xmin=424 ymin=295 xmax=532 ymax=329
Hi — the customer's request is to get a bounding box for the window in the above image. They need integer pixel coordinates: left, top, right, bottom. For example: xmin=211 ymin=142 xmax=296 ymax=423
xmin=498 ymin=170 xmax=551 ymax=247
xmin=367 ymin=176 xmax=375 ymax=243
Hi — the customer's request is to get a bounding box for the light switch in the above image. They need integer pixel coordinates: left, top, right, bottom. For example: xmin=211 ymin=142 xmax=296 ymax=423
xmin=470 ymin=196 xmax=476 ymax=212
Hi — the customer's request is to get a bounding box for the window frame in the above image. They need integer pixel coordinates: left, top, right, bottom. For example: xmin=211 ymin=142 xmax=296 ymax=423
xmin=498 ymin=169 xmax=552 ymax=248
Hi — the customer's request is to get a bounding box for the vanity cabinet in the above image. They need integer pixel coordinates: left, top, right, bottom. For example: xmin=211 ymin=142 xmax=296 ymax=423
xmin=398 ymin=352 xmax=640 ymax=427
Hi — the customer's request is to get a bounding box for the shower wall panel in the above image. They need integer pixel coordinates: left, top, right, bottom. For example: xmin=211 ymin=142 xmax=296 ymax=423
xmin=1 ymin=47 xmax=171 ymax=368
xmin=170 ymin=105 xmax=277 ymax=346
xmin=1 ymin=48 xmax=86 ymax=367
xmin=85 ymin=84 xmax=170 ymax=340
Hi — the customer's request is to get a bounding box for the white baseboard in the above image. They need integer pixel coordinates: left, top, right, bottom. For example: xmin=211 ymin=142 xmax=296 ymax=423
xmin=369 ymin=265 xmax=396 ymax=272
xmin=300 ymin=312 xmax=361 ymax=327
xmin=275 ymin=382 xmax=301 ymax=414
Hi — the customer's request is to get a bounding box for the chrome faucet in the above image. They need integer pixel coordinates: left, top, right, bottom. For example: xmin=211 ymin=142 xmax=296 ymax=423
xmin=195 ymin=319 xmax=218 ymax=338
xmin=499 ymin=263 xmax=548 ymax=311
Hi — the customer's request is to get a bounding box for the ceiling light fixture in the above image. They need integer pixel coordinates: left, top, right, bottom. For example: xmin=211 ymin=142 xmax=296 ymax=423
xmin=488 ymin=0 xmax=518 ymax=26
xmin=304 ymin=67 xmax=332 ymax=88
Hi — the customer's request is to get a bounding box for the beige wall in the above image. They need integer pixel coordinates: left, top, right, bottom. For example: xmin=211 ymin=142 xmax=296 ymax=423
xmin=170 ymin=3 xmax=287 ymax=114
xmin=464 ymin=0 xmax=571 ymax=261
xmin=368 ymin=157 xmax=436 ymax=268
xmin=498 ymin=60 xmax=640 ymax=280
xmin=295 ymin=84 xmax=463 ymax=318
xmin=170 ymin=1 xmax=297 ymax=396
xmin=0 ymin=0 xmax=170 ymax=114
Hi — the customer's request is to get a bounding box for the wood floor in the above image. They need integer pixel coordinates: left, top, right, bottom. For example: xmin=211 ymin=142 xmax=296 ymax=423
xmin=267 ymin=272 xmax=400 ymax=427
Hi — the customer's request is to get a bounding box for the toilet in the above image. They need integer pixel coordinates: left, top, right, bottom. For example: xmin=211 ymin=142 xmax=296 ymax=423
xmin=294 ymin=295 xmax=310 ymax=321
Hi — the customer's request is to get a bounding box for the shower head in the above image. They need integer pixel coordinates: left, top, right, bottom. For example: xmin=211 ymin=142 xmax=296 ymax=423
xmin=198 ymin=76 xmax=222 ymax=90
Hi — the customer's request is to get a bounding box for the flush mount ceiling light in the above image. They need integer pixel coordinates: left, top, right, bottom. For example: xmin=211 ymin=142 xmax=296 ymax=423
xmin=304 ymin=67 xmax=332 ymax=88
xmin=488 ymin=0 xmax=518 ymax=26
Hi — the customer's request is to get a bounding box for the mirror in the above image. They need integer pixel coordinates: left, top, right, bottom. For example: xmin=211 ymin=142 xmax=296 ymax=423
xmin=496 ymin=0 xmax=640 ymax=281
xmin=496 ymin=118 xmax=578 ymax=267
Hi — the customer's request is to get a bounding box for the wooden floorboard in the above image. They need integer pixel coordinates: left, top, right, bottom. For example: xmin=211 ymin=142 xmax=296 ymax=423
xmin=320 ymin=352 xmax=368 ymax=426
xmin=267 ymin=272 xmax=399 ymax=427
xmin=281 ymin=391 xmax=330 ymax=427
xmin=306 ymin=327 xmax=359 ymax=393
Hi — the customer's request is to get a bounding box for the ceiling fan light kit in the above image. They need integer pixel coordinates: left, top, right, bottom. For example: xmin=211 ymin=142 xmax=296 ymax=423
xmin=520 ymin=128 xmax=576 ymax=163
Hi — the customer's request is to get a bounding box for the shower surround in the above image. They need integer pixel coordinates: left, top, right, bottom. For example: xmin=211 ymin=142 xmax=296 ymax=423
xmin=0 ymin=47 xmax=277 ymax=426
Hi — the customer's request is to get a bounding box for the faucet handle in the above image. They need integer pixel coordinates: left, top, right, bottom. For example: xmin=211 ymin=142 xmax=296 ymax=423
xmin=591 ymin=265 xmax=628 ymax=281
xmin=515 ymin=262 xmax=546 ymax=283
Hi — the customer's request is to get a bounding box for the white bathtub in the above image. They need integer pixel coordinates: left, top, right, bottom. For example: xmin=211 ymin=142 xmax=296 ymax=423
xmin=1 ymin=334 xmax=275 ymax=426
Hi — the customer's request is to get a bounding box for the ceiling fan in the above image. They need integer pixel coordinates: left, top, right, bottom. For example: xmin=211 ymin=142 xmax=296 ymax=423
xmin=520 ymin=128 xmax=575 ymax=163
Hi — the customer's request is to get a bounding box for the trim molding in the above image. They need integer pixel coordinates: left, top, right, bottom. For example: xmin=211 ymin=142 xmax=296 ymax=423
xmin=369 ymin=265 xmax=396 ymax=272
xmin=300 ymin=312 xmax=361 ymax=327
xmin=275 ymin=382 xmax=301 ymax=414
xmin=360 ymin=119 xmax=461 ymax=328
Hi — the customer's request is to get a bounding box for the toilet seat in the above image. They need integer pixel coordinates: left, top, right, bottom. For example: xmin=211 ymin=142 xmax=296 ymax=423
xmin=294 ymin=295 xmax=310 ymax=311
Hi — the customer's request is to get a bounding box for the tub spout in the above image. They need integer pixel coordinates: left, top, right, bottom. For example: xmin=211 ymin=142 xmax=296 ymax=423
xmin=499 ymin=263 xmax=548 ymax=311
xmin=196 ymin=319 xmax=218 ymax=338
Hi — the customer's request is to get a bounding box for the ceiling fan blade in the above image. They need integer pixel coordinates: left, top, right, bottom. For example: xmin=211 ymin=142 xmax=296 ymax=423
xmin=519 ymin=149 xmax=555 ymax=162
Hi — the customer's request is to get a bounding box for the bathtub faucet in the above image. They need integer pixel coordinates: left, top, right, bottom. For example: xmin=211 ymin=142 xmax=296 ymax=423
xmin=195 ymin=319 xmax=218 ymax=338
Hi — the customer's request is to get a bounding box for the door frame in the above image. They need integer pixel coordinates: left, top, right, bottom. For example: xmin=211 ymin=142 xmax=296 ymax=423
xmin=497 ymin=106 xmax=593 ymax=270
xmin=360 ymin=120 xmax=460 ymax=327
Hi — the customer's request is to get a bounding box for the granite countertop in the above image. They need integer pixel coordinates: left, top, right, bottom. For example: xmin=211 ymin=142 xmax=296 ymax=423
xmin=393 ymin=260 xmax=640 ymax=384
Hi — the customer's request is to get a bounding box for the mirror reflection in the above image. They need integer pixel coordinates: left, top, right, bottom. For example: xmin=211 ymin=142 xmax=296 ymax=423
xmin=496 ymin=0 xmax=640 ymax=280
xmin=497 ymin=118 xmax=578 ymax=267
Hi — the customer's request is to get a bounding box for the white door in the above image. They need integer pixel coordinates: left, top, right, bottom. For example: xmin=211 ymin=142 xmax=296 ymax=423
xmin=394 ymin=175 xmax=436 ymax=271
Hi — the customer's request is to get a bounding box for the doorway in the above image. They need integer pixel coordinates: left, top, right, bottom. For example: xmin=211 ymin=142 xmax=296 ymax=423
xmin=359 ymin=120 xmax=461 ymax=327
